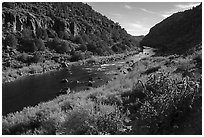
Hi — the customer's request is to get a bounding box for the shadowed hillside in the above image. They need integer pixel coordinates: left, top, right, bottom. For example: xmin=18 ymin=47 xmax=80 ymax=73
xmin=140 ymin=3 xmax=202 ymax=54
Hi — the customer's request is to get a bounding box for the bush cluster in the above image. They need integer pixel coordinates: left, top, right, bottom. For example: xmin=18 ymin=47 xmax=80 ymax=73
xmin=47 ymin=38 xmax=73 ymax=53
xmin=70 ymin=51 xmax=84 ymax=62
xmin=133 ymin=72 xmax=200 ymax=134
xmin=4 ymin=34 xmax=18 ymax=49
xmin=19 ymin=38 xmax=45 ymax=52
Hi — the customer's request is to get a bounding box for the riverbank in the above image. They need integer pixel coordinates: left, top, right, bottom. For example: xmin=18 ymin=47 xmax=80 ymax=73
xmin=2 ymin=49 xmax=141 ymax=83
xmin=2 ymin=44 xmax=202 ymax=135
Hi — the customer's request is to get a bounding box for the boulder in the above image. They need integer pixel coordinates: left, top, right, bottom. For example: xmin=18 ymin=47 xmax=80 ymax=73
xmin=88 ymin=81 xmax=93 ymax=87
xmin=56 ymin=87 xmax=70 ymax=96
xmin=61 ymin=78 xmax=68 ymax=83
xmin=127 ymin=67 xmax=132 ymax=72
xmin=61 ymin=62 xmax=68 ymax=68
xmin=88 ymin=77 xmax=93 ymax=81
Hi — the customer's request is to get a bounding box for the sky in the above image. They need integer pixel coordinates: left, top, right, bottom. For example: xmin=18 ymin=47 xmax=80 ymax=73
xmin=87 ymin=2 xmax=200 ymax=36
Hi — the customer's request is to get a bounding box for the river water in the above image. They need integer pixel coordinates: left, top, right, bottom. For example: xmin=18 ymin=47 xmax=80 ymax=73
xmin=2 ymin=48 xmax=155 ymax=116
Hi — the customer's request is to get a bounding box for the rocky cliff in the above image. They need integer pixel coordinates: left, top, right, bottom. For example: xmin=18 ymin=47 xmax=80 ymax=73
xmin=140 ymin=3 xmax=202 ymax=53
xmin=2 ymin=2 xmax=142 ymax=56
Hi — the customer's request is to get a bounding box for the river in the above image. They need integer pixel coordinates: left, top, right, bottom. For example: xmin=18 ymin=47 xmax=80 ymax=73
xmin=2 ymin=47 xmax=155 ymax=116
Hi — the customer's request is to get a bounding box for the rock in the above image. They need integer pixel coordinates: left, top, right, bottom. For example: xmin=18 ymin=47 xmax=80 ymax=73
xmin=69 ymin=21 xmax=79 ymax=37
xmin=57 ymin=87 xmax=70 ymax=96
xmin=88 ymin=81 xmax=93 ymax=87
xmin=122 ymin=70 xmax=127 ymax=74
xmin=61 ymin=62 xmax=68 ymax=68
xmin=76 ymin=80 xmax=80 ymax=84
xmin=61 ymin=78 xmax=68 ymax=83
xmin=88 ymin=77 xmax=93 ymax=81
xmin=127 ymin=67 xmax=132 ymax=72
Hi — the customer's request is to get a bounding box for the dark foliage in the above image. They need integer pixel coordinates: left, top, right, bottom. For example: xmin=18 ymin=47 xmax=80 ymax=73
xmin=140 ymin=4 xmax=202 ymax=53
xmin=17 ymin=52 xmax=30 ymax=63
xmin=34 ymin=38 xmax=45 ymax=51
xmin=22 ymin=28 xmax=33 ymax=39
xmin=70 ymin=51 xmax=84 ymax=62
xmin=19 ymin=38 xmax=37 ymax=52
xmin=4 ymin=34 xmax=18 ymax=49
xmin=36 ymin=28 xmax=48 ymax=40
xmin=32 ymin=52 xmax=43 ymax=63
xmin=19 ymin=38 xmax=45 ymax=52
xmin=73 ymin=35 xmax=84 ymax=44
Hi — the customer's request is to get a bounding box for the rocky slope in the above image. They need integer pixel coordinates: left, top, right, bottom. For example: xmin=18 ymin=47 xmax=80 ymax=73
xmin=140 ymin=3 xmax=202 ymax=53
xmin=3 ymin=2 xmax=142 ymax=55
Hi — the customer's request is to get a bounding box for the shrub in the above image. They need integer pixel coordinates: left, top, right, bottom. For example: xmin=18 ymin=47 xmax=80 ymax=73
xmin=4 ymin=34 xmax=18 ymax=49
xmin=22 ymin=28 xmax=33 ymax=39
xmin=47 ymin=29 xmax=57 ymax=38
xmin=18 ymin=52 xmax=30 ymax=63
xmin=58 ymin=31 xmax=71 ymax=40
xmin=47 ymin=38 xmax=61 ymax=50
xmin=73 ymin=35 xmax=84 ymax=44
xmin=19 ymin=38 xmax=37 ymax=52
xmin=34 ymin=38 xmax=45 ymax=51
xmin=59 ymin=41 xmax=72 ymax=53
xmin=59 ymin=104 xmax=127 ymax=135
xmin=78 ymin=44 xmax=87 ymax=52
xmin=111 ymin=45 xmax=122 ymax=53
xmin=81 ymin=33 xmax=90 ymax=43
xmin=134 ymin=72 xmax=200 ymax=134
xmin=193 ymin=54 xmax=202 ymax=68
xmin=36 ymin=28 xmax=48 ymax=40
xmin=32 ymin=53 xmax=43 ymax=63
xmin=47 ymin=38 xmax=73 ymax=53
xmin=95 ymin=48 xmax=103 ymax=55
xmin=70 ymin=51 xmax=84 ymax=62
xmin=20 ymin=38 xmax=44 ymax=52
xmin=87 ymin=42 xmax=96 ymax=52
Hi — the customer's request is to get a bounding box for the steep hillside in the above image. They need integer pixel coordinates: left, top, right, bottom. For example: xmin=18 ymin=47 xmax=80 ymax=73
xmin=2 ymin=2 xmax=141 ymax=56
xmin=140 ymin=3 xmax=202 ymax=53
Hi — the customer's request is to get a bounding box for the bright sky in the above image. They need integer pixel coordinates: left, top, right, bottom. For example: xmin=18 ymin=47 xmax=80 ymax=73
xmin=87 ymin=2 xmax=200 ymax=36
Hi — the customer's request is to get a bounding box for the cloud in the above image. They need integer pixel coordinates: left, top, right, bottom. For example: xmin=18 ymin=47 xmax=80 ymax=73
xmin=130 ymin=23 xmax=143 ymax=29
xmin=124 ymin=4 xmax=132 ymax=10
xmin=125 ymin=23 xmax=149 ymax=36
xmin=160 ymin=2 xmax=200 ymax=19
xmin=161 ymin=13 xmax=172 ymax=18
xmin=140 ymin=8 xmax=156 ymax=14
xmin=175 ymin=2 xmax=200 ymax=10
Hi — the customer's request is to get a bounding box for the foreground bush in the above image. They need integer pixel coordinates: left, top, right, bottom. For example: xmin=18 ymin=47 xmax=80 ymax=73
xmin=59 ymin=103 xmax=127 ymax=135
xmin=131 ymin=72 xmax=201 ymax=134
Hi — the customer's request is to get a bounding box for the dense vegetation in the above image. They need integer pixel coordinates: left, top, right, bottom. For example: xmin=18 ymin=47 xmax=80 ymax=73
xmin=2 ymin=44 xmax=202 ymax=135
xmin=140 ymin=3 xmax=202 ymax=53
